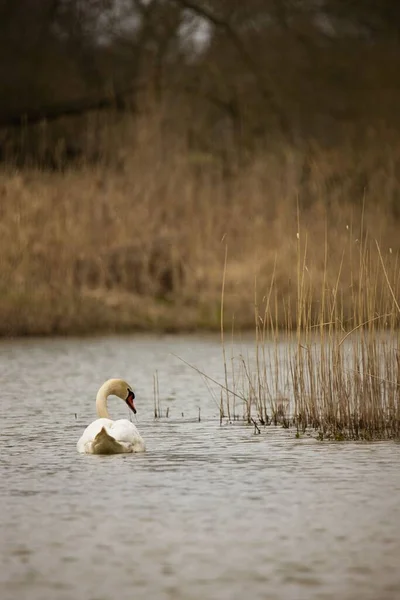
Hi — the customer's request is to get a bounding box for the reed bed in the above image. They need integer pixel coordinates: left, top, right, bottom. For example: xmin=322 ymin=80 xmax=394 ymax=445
xmin=218 ymin=228 xmax=400 ymax=440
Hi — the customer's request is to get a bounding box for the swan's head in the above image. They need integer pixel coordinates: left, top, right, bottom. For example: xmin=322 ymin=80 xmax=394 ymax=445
xmin=105 ymin=378 xmax=136 ymax=414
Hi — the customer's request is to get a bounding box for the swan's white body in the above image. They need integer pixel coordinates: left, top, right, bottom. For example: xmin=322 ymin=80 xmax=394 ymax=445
xmin=77 ymin=379 xmax=145 ymax=454
xmin=77 ymin=418 xmax=145 ymax=454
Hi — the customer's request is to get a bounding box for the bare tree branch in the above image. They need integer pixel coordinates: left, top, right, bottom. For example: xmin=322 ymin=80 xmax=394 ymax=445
xmin=170 ymin=0 xmax=293 ymax=139
xmin=0 ymin=87 xmax=137 ymax=128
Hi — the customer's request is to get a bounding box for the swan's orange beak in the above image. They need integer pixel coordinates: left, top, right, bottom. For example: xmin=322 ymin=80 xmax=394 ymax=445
xmin=126 ymin=390 xmax=136 ymax=414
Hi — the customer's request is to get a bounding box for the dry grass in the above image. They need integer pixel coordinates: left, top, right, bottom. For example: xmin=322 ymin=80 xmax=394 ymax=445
xmin=217 ymin=230 xmax=400 ymax=440
xmin=1 ymin=111 xmax=400 ymax=336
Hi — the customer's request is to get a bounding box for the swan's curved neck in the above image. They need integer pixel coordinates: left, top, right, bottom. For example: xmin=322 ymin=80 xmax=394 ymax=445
xmin=96 ymin=381 xmax=113 ymax=419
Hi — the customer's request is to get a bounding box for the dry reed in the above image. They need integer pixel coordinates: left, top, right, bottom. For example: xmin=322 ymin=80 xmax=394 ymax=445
xmin=0 ymin=110 xmax=400 ymax=337
xmin=218 ymin=226 xmax=400 ymax=440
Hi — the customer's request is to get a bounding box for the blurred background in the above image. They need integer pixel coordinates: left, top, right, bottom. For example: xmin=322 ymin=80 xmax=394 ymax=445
xmin=1 ymin=0 xmax=399 ymax=335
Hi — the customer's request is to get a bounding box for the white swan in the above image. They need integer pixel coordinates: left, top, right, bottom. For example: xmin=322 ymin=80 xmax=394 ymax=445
xmin=77 ymin=379 xmax=146 ymax=454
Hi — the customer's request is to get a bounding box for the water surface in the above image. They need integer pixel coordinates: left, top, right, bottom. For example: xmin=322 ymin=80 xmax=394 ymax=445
xmin=1 ymin=335 xmax=400 ymax=600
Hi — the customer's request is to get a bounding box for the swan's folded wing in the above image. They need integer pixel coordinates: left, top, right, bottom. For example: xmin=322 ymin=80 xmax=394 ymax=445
xmin=109 ymin=419 xmax=139 ymax=440
xmin=76 ymin=418 xmax=114 ymax=453
xmin=79 ymin=418 xmax=113 ymax=440
xmin=77 ymin=418 xmax=145 ymax=453
xmin=110 ymin=419 xmax=146 ymax=451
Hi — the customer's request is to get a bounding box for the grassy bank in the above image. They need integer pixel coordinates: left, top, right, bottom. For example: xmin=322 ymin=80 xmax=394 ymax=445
xmin=1 ymin=114 xmax=400 ymax=336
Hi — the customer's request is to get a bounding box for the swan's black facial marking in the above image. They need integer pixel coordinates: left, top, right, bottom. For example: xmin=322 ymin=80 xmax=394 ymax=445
xmin=126 ymin=389 xmax=136 ymax=414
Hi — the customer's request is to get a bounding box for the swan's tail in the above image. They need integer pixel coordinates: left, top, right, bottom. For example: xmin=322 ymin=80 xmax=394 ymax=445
xmin=92 ymin=427 xmax=127 ymax=454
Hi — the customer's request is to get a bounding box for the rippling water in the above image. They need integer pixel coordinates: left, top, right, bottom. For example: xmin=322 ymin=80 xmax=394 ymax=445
xmin=1 ymin=334 xmax=400 ymax=600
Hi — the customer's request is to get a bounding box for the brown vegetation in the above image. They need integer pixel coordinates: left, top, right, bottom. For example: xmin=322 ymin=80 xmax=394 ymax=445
xmin=216 ymin=221 xmax=400 ymax=440
xmin=0 ymin=3 xmax=398 ymax=443
xmin=1 ymin=2 xmax=400 ymax=337
xmin=1 ymin=106 xmax=400 ymax=336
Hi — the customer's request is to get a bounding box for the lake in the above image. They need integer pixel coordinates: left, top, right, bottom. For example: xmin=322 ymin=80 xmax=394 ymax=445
xmin=1 ymin=334 xmax=400 ymax=600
